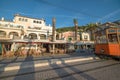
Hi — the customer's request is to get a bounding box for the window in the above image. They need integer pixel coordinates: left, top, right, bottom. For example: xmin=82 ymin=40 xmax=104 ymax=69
xmin=95 ymin=34 xmax=107 ymax=44
xmin=33 ymin=20 xmax=42 ymax=24
xmin=108 ymin=34 xmax=118 ymax=43
xmin=119 ymin=35 xmax=120 ymax=42
xmin=10 ymin=25 xmax=13 ymax=27
xmin=39 ymin=21 xmax=42 ymax=24
xmin=25 ymin=19 xmax=28 ymax=22
xmin=33 ymin=20 xmax=36 ymax=23
xmin=84 ymin=35 xmax=88 ymax=39
xmin=19 ymin=18 xmax=21 ymax=21
xmin=19 ymin=18 xmax=28 ymax=22
xmin=22 ymin=18 xmax=24 ymax=21
xmin=37 ymin=21 xmax=39 ymax=23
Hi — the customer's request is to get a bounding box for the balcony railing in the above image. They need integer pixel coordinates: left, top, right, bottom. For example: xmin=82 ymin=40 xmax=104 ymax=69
xmin=0 ymin=24 xmax=23 ymax=29
xmin=0 ymin=36 xmax=11 ymax=40
xmin=28 ymin=26 xmax=41 ymax=30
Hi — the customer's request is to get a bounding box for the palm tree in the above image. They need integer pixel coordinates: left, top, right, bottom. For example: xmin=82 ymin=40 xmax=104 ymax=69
xmin=52 ymin=18 xmax=56 ymax=42
xmin=86 ymin=23 xmax=99 ymax=41
xmin=73 ymin=19 xmax=78 ymax=41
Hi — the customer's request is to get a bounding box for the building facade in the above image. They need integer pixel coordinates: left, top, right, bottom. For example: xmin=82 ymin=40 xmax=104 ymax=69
xmin=0 ymin=14 xmax=52 ymax=40
xmin=80 ymin=32 xmax=90 ymax=41
xmin=58 ymin=31 xmax=90 ymax=42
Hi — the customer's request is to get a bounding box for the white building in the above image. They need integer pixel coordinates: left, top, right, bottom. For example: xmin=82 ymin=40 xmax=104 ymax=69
xmin=0 ymin=14 xmax=52 ymax=40
xmin=80 ymin=32 xmax=90 ymax=41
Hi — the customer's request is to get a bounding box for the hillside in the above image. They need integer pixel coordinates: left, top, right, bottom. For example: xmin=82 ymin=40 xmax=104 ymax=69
xmin=56 ymin=26 xmax=83 ymax=33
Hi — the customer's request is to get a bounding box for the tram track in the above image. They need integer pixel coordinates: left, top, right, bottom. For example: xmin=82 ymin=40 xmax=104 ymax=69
xmin=0 ymin=54 xmax=96 ymax=64
xmin=48 ymin=62 xmax=120 ymax=80
xmin=0 ymin=59 xmax=113 ymax=79
xmin=0 ymin=55 xmax=89 ymax=64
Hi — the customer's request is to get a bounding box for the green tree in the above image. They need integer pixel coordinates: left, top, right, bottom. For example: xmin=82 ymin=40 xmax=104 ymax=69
xmin=78 ymin=26 xmax=88 ymax=40
xmin=85 ymin=23 xmax=98 ymax=41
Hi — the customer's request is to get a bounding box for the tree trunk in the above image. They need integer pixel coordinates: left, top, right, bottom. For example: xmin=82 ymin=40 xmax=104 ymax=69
xmin=52 ymin=18 xmax=56 ymax=42
xmin=73 ymin=19 xmax=78 ymax=41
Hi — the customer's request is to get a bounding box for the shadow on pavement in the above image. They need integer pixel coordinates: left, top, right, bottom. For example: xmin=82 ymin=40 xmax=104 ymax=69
xmin=0 ymin=56 xmax=18 ymax=74
xmin=48 ymin=59 xmax=77 ymax=80
xmin=13 ymin=55 xmax=35 ymax=80
xmin=59 ymin=59 xmax=96 ymax=80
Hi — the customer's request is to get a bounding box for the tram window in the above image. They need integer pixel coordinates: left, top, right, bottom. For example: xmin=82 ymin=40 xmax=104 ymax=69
xmin=108 ymin=34 xmax=118 ymax=43
xmin=95 ymin=35 xmax=107 ymax=43
xmin=119 ymin=35 xmax=120 ymax=41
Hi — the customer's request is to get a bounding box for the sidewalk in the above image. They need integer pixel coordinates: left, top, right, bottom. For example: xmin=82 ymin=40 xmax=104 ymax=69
xmin=0 ymin=52 xmax=98 ymax=72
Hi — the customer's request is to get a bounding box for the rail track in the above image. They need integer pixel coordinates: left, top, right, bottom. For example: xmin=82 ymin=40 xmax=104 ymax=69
xmin=1 ymin=59 xmax=119 ymax=79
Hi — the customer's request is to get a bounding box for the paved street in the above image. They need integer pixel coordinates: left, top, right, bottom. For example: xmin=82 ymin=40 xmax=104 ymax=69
xmin=0 ymin=52 xmax=120 ymax=80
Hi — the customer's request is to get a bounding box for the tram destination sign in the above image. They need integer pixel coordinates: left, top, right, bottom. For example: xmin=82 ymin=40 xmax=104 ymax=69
xmin=118 ymin=29 xmax=120 ymax=32
xmin=108 ymin=29 xmax=116 ymax=33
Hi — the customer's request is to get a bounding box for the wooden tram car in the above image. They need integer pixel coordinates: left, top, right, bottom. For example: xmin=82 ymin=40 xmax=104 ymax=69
xmin=95 ymin=27 xmax=120 ymax=59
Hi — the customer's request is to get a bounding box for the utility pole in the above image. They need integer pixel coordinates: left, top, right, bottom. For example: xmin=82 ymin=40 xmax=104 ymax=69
xmin=73 ymin=19 xmax=78 ymax=41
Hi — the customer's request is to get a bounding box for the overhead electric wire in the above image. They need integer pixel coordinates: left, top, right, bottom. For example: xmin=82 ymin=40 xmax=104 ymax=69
xmin=97 ymin=9 xmax=120 ymax=22
xmin=37 ymin=0 xmax=102 ymax=18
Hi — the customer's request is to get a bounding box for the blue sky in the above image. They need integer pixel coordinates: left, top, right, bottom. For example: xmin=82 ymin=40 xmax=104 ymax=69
xmin=0 ymin=0 xmax=120 ymax=28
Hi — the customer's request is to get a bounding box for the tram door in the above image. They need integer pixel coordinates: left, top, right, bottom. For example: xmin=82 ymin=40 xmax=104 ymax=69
xmin=107 ymin=31 xmax=120 ymax=56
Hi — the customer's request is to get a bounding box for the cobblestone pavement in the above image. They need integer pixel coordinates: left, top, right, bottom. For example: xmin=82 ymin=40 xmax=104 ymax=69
xmin=0 ymin=58 xmax=120 ymax=80
xmin=0 ymin=51 xmax=97 ymax=71
xmin=0 ymin=51 xmax=96 ymax=64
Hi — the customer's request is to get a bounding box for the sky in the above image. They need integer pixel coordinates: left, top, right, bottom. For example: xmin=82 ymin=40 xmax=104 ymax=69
xmin=0 ymin=0 xmax=120 ymax=28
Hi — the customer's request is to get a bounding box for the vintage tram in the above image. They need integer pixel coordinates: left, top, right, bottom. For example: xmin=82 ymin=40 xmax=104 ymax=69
xmin=95 ymin=27 xmax=120 ymax=59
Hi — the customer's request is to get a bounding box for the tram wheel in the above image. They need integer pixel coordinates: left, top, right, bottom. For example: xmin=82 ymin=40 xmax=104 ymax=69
xmin=103 ymin=56 xmax=110 ymax=60
xmin=97 ymin=55 xmax=103 ymax=59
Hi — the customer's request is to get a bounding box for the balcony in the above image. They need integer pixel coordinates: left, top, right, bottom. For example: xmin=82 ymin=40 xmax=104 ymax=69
xmin=0 ymin=24 xmax=23 ymax=29
xmin=28 ymin=26 xmax=41 ymax=30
